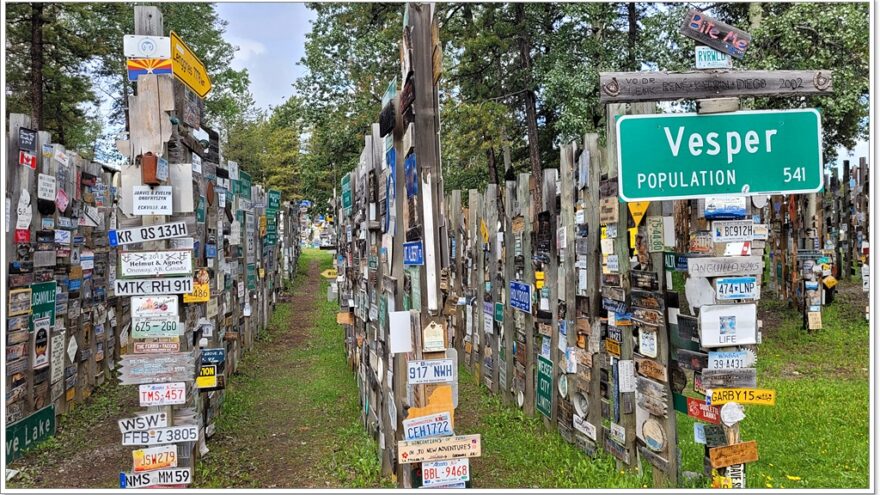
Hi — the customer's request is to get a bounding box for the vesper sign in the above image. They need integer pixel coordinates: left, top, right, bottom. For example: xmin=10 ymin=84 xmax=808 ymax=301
xmin=616 ymin=109 xmax=823 ymax=201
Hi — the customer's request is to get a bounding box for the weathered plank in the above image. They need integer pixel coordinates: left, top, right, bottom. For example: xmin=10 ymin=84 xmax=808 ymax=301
xmin=599 ymin=70 xmax=833 ymax=103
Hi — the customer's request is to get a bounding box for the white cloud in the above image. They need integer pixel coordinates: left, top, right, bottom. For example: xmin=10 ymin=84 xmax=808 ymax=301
xmin=227 ymin=36 xmax=267 ymax=68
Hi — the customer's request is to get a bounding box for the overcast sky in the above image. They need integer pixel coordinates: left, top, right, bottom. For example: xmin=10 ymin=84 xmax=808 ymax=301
xmin=216 ymin=3 xmax=316 ymax=110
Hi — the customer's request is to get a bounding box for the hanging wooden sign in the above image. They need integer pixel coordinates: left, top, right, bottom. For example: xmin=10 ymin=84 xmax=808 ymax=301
xmin=634 ymin=355 xmax=667 ymax=382
xmin=599 ymin=70 xmax=832 ymax=103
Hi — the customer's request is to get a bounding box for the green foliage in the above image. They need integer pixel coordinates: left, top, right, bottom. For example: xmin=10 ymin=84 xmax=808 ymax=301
xmin=5 ymin=3 xmax=253 ymax=159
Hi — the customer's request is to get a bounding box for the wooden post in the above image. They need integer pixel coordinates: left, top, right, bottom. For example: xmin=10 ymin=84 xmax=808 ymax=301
xmin=391 ymin=99 xmax=409 ymax=487
xmin=132 ymin=3 xmax=176 ymax=439
xmin=518 ymin=173 xmax=536 ymax=416
xmin=583 ymin=133 xmax=605 ymax=450
xmin=449 ymin=190 xmax=463 ymax=356
xmin=605 ymin=101 xmax=655 ymax=470
xmin=470 ymin=189 xmax=483 ymax=376
xmin=485 ymin=183 xmax=500 ymax=393
xmin=501 ymin=180 xmax=517 ymax=405
xmin=842 ymin=160 xmax=852 ymax=280
xmin=542 ymin=167 xmax=559 ymax=428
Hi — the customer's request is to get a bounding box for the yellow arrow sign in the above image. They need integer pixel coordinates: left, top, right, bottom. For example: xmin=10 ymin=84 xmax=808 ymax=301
xmin=170 ymin=31 xmax=212 ymax=98
xmin=628 ymin=201 xmax=650 ymax=227
xmin=321 ymin=269 xmax=338 ymax=279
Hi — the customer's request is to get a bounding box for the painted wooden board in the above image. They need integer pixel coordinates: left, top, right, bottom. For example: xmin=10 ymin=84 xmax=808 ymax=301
xmin=397 ymin=434 xmax=481 ymax=464
xmin=687 ymin=256 xmax=763 ymax=277
xmin=118 ymin=353 xmax=195 ymax=385
xmin=680 ymin=9 xmax=751 ymax=59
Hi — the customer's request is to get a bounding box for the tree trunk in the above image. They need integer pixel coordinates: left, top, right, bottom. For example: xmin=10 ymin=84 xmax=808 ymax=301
xmin=514 ymin=4 xmax=542 ymax=205
xmin=487 ymin=146 xmax=498 ymax=185
xmin=30 ymin=3 xmax=44 ymax=129
xmin=627 ymin=3 xmax=638 ymax=70
xmin=748 ymin=2 xmax=763 ymax=31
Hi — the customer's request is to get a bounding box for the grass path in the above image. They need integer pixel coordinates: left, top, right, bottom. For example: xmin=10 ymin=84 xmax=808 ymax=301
xmin=195 ymin=249 xmax=390 ymax=488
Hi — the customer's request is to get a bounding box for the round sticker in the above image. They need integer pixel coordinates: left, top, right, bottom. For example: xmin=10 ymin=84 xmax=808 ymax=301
xmin=517 ymin=390 xmax=525 ymax=408
xmin=642 ymin=418 xmax=666 ymax=451
xmin=558 ymin=374 xmax=568 ymax=399
xmin=752 ymin=195 xmax=769 ymax=208
xmin=573 ymin=391 xmax=590 ymax=417
xmin=720 ymin=402 xmax=746 ymax=427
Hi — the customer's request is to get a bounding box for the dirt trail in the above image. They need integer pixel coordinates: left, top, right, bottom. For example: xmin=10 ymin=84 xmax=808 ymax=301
xmin=9 ymin=254 xmax=361 ymax=489
xmin=194 ymin=257 xmax=331 ymax=488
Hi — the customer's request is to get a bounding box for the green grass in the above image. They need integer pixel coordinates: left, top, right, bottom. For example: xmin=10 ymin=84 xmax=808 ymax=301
xmin=196 ymin=249 xmax=393 ymax=489
xmin=455 ymin=280 xmax=870 ymax=489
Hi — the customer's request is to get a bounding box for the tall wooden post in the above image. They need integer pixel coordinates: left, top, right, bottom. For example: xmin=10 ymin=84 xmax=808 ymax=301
xmin=542 ymin=167 xmax=559 ymax=428
xmin=842 ymin=160 xmax=853 ymax=280
xmin=501 ymin=180 xmax=517 ymax=405
xmin=518 ymin=173 xmax=536 ymax=416
xmin=485 ymin=183 xmax=500 ymax=393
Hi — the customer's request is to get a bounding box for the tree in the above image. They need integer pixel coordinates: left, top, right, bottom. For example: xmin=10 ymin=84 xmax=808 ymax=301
xmin=5 ymin=3 xmax=255 ymax=159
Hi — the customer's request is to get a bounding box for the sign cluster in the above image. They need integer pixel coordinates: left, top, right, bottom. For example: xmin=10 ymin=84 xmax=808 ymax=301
xmin=4 ymin=9 xmax=297 ymax=485
xmin=336 ymin=4 xmax=479 ymax=488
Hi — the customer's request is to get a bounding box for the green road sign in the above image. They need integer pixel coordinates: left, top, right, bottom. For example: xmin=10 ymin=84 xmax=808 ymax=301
xmin=341 ymin=174 xmax=352 ymax=211
xmin=537 ymin=356 xmax=553 ymax=418
xmin=238 ymin=171 xmax=253 ymax=200
xmin=616 ymin=109 xmax=822 ymax=201
xmin=267 ymin=189 xmax=281 ymax=212
xmin=247 ymin=263 xmax=256 ymax=290
xmin=30 ymin=281 xmax=56 ymax=332
xmin=6 ymin=405 xmax=55 ymax=462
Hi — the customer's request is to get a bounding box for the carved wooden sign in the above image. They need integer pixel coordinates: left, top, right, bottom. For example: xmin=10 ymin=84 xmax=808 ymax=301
xmin=709 ymin=440 xmax=759 ymax=469
xmin=634 ymin=355 xmax=667 ymax=382
xmin=599 ymin=70 xmax=833 ymax=103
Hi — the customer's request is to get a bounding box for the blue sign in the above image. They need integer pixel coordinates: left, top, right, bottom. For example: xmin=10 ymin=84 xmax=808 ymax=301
xmin=201 ymin=348 xmax=226 ymax=364
xmin=403 ymin=241 xmax=424 ymax=265
xmin=108 ymin=230 xmax=119 ymax=247
xmin=509 ymin=281 xmax=532 ymax=313
xmin=405 ymin=152 xmax=418 ymax=198
xmin=300 ymin=200 xmax=313 ymax=208
xmin=602 ymin=298 xmax=627 ymax=314
xmin=206 ymin=243 xmax=217 ymax=258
